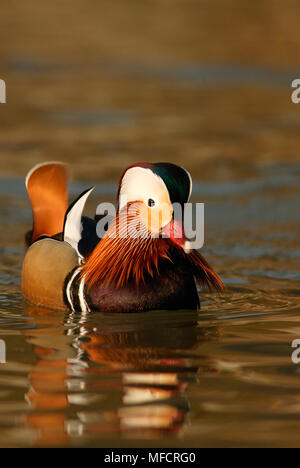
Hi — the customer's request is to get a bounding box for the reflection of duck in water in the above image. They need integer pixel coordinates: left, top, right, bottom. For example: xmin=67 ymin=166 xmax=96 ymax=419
xmin=22 ymin=162 xmax=223 ymax=313
xmin=23 ymin=306 xmax=222 ymax=444
xmin=80 ymin=314 xmax=200 ymax=437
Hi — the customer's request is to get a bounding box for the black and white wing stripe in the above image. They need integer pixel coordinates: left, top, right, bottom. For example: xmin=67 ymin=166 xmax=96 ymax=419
xmin=63 ymin=267 xmax=91 ymax=313
xmin=63 ymin=187 xmax=94 ymax=262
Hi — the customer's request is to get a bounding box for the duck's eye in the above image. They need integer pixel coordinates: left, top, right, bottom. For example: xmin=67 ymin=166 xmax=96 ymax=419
xmin=148 ymin=198 xmax=155 ymax=207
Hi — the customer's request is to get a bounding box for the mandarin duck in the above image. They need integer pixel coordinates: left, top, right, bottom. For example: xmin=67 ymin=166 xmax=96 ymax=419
xmin=21 ymin=162 xmax=224 ymax=313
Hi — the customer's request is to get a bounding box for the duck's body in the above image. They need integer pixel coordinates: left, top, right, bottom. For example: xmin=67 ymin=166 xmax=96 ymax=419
xmin=22 ymin=162 xmax=223 ymax=313
xmin=64 ymin=245 xmax=200 ymax=313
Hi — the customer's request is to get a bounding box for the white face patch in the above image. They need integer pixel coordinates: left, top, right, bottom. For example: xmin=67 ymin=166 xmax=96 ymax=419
xmin=118 ymin=166 xmax=173 ymax=233
xmin=119 ymin=167 xmax=171 ymax=210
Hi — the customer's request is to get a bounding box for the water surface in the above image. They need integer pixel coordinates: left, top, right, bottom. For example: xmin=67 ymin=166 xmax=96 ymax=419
xmin=1 ymin=0 xmax=300 ymax=448
xmin=0 ymin=164 xmax=299 ymax=448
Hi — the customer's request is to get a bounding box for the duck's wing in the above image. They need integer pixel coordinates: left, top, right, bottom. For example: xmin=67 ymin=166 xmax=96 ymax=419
xmin=63 ymin=187 xmax=94 ymax=260
xmin=25 ymin=162 xmax=70 ymax=245
xmin=78 ymin=216 xmax=100 ymax=258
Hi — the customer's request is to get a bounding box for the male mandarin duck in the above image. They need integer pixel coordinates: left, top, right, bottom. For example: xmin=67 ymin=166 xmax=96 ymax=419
xmin=22 ymin=162 xmax=224 ymax=313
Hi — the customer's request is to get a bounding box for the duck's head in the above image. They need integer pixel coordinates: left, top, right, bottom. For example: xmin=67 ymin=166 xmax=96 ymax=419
xmin=81 ymin=162 xmax=223 ymax=292
xmin=117 ymin=162 xmax=192 ymax=250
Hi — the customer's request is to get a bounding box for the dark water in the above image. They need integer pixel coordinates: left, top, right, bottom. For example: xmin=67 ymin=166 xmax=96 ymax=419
xmin=0 ymin=164 xmax=300 ymax=448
